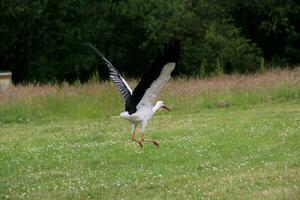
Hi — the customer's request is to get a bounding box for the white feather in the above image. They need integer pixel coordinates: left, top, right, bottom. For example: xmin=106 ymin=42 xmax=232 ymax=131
xmin=120 ymin=76 xmax=133 ymax=94
xmin=137 ymin=62 xmax=175 ymax=108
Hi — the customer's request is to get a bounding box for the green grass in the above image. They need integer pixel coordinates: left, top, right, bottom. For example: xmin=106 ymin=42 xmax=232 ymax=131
xmin=1 ymin=70 xmax=300 ymax=199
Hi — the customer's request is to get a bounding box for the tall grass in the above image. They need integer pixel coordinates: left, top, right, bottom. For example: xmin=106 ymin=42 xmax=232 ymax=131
xmin=0 ymin=68 xmax=299 ymax=124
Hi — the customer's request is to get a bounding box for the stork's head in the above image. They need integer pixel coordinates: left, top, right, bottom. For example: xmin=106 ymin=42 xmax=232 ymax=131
xmin=156 ymin=100 xmax=171 ymax=111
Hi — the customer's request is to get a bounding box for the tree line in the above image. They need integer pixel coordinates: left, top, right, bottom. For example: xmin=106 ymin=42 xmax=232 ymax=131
xmin=1 ymin=0 xmax=299 ymax=84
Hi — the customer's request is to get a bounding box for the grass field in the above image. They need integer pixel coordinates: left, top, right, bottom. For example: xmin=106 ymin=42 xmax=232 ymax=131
xmin=1 ymin=69 xmax=300 ymax=199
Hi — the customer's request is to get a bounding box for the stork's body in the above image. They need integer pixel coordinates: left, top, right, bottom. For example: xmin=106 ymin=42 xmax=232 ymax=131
xmin=121 ymin=101 xmax=168 ymax=146
xmin=121 ymin=100 xmax=164 ymax=122
xmin=88 ymin=41 xmax=180 ymax=147
xmin=120 ymin=102 xmax=161 ymax=147
xmin=121 ymin=103 xmax=154 ymax=124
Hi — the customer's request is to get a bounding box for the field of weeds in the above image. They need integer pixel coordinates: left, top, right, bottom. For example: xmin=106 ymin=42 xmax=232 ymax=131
xmin=1 ymin=69 xmax=300 ymax=199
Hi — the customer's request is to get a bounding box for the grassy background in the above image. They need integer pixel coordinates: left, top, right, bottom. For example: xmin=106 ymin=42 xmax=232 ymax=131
xmin=1 ymin=69 xmax=300 ymax=199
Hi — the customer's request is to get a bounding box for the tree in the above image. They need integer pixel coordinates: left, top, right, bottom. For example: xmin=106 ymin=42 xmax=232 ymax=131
xmin=226 ymin=0 xmax=300 ymax=65
xmin=0 ymin=0 xmax=296 ymax=84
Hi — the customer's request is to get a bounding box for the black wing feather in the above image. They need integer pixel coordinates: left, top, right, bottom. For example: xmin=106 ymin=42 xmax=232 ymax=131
xmin=130 ymin=39 xmax=180 ymax=112
xmin=87 ymin=43 xmax=132 ymax=102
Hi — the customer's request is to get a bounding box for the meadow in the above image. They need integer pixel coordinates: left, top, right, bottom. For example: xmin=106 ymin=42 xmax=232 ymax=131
xmin=1 ymin=69 xmax=300 ymax=199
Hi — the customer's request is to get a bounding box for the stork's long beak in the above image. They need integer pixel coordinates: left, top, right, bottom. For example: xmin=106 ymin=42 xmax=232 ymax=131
xmin=162 ymin=105 xmax=171 ymax=111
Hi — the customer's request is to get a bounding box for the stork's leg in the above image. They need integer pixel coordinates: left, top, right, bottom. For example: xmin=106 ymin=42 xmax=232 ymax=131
xmin=131 ymin=124 xmax=143 ymax=147
xmin=140 ymin=121 xmax=160 ymax=147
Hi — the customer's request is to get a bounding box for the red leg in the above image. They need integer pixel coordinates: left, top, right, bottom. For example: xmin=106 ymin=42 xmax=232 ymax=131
xmin=131 ymin=125 xmax=143 ymax=147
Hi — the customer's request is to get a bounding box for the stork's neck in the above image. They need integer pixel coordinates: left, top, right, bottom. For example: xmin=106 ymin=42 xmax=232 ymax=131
xmin=152 ymin=102 xmax=162 ymax=114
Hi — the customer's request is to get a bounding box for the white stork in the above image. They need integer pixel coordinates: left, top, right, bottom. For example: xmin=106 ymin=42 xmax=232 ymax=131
xmin=88 ymin=41 xmax=180 ymax=147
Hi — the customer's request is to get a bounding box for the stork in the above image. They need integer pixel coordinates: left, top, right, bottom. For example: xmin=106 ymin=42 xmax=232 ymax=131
xmin=88 ymin=40 xmax=180 ymax=147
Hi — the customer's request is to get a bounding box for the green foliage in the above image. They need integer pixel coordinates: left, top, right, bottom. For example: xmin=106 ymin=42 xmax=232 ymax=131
xmin=0 ymin=0 xmax=299 ymax=83
xmin=199 ymin=60 xmax=206 ymax=77
xmin=285 ymin=31 xmax=300 ymax=63
xmin=203 ymin=23 xmax=261 ymax=74
xmin=226 ymin=0 xmax=300 ymax=64
xmin=89 ymin=71 xmax=100 ymax=83
xmin=259 ymin=57 xmax=266 ymax=73
xmin=214 ymin=58 xmax=223 ymax=76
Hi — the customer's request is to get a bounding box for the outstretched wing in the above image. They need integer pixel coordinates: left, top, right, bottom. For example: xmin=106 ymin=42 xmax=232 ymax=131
xmin=138 ymin=62 xmax=175 ymax=107
xmin=87 ymin=43 xmax=132 ymax=101
xmin=131 ymin=39 xmax=180 ymax=109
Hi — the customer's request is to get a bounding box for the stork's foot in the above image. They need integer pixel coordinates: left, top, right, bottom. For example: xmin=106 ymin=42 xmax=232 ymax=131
xmin=132 ymin=139 xmax=143 ymax=147
xmin=152 ymin=141 xmax=160 ymax=147
xmin=141 ymin=140 xmax=160 ymax=147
